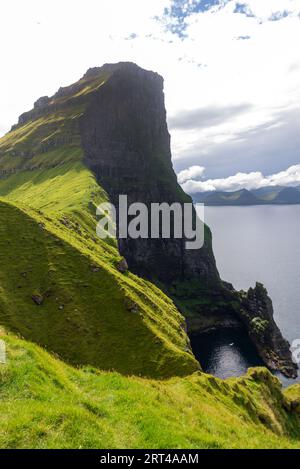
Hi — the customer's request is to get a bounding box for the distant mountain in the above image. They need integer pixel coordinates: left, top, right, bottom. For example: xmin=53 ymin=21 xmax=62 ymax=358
xmin=192 ymin=185 xmax=300 ymax=205
xmin=273 ymin=187 xmax=300 ymax=204
xmin=204 ymin=189 xmax=261 ymax=205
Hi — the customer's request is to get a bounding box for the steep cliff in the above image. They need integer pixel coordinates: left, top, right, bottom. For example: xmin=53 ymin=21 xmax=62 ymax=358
xmin=0 ymin=62 xmax=297 ymax=378
xmin=80 ymin=63 xmax=219 ymax=285
xmin=79 ymin=62 xmax=297 ymax=378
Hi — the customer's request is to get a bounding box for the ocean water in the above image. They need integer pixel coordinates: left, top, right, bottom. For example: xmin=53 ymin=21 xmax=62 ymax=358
xmin=194 ymin=205 xmax=300 ymax=385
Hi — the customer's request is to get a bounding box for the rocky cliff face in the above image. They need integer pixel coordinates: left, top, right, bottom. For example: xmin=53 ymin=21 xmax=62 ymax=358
xmin=240 ymin=283 xmax=297 ymax=378
xmin=81 ymin=62 xmax=219 ymax=284
xmin=5 ymin=62 xmax=297 ymax=378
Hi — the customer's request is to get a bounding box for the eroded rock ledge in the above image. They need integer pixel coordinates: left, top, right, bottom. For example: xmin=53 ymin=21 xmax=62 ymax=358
xmin=238 ymin=283 xmax=298 ymax=378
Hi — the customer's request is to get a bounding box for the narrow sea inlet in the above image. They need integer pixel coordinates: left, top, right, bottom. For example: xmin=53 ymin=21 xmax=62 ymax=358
xmin=191 ymin=328 xmax=264 ymax=379
xmin=195 ymin=204 xmax=300 ymax=385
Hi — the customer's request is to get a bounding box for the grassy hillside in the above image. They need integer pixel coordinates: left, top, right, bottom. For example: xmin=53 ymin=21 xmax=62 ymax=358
xmin=0 ymin=66 xmax=201 ymax=377
xmin=0 ymin=65 xmax=299 ymax=449
xmin=0 ymin=161 xmax=198 ymax=378
xmin=0 ymin=328 xmax=299 ymax=449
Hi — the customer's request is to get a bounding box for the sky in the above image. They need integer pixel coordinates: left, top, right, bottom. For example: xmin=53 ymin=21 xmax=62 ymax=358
xmin=1 ymin=0 xmax=300 ymax=192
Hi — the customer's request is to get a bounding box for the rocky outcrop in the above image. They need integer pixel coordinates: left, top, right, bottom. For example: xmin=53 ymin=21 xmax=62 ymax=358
xmin=239 ymin=283 xmax=298 ymax=378
xmin=11 ymin=96 xmax=51 ymax=130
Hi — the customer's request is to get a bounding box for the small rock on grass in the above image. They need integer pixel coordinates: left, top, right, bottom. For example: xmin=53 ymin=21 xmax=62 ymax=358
xmin=31 ymin=294 xmax=44 ymax=305
xmin=117 ymin=258 xmax=128 ymax=273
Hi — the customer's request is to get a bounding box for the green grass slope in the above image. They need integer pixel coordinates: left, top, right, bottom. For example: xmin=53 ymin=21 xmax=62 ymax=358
xmin=0 ymin=65 xmax=200 ymax=377
xmin=0 ymin=70 xmax=110 ymax=174
xmin=0 ymin=162 xmax=198 ymax=378
xmin=0 ymin=328 xmax=299 ymax=449
xmin=0 ymin=66 xmax=299 ymax=449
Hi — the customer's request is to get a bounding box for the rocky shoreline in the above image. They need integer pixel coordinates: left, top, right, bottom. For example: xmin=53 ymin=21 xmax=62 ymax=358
xmin=238 ymin=282 xmax=298 ymax=378
xmin=185 ymin=281 xmax=298 ymax=379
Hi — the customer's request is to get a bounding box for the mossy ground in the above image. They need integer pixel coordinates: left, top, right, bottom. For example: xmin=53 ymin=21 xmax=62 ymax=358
xmin=0 ymin=328 xmax=299 ymax=449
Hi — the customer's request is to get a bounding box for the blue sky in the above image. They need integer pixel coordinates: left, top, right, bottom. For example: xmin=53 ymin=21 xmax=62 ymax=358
xmin=162 ymin=0 xmax=225 ymax=36
xmin=1 ymin=0 xmax=300 ymax=191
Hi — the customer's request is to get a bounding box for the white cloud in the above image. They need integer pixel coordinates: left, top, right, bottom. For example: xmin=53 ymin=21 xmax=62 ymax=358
xmin=180 ymin=164 xmax=300 ymax=193
xmin=0 ymin=0 xmax=171 ymax=135
xmin=177 ymin=165 xmax=205 ymax=184
xmin=169 ymin=0 xmax=300 ymax=164
xmin=235 ymin=0 xmax=299 ymax=20
xmin=0 ymin=0 xmax=299 ymax=180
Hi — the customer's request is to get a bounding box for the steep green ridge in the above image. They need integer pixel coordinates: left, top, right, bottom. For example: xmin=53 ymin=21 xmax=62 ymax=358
xmin=0 ymin=162 xmax=198 ymax=377
xmin=0 ymin=70 xmax=111 ymax=174
xmin=0 ymin=160 xmax=104 ymax=215
xmin=0 ymin=328 xmax=299 ymax=449
xmin=0 ymin=64 xmax=200 ymax=378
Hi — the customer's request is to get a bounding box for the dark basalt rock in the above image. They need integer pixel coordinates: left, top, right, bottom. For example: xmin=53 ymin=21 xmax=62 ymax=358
xmin=117 ymin=257 xmax=129 ymax=273
xmin=291 ymin=399 xmax=300 ymax=414
xmin=13 ymin=96 xmax=51 ymax=129
xmin=81 ymin=62 xmax=219 ymax=285
xmin=238 ymin=283 xmax=298 ymax=378
xmin=31 ymin=294 xmax=44 ymax=306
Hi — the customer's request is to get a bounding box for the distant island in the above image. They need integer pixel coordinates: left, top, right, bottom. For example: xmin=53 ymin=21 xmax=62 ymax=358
xmin=192 ymin=185 xmax=300 ymax=206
